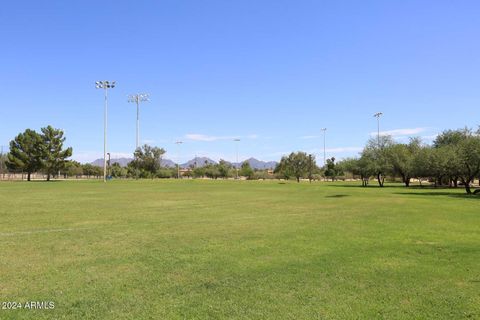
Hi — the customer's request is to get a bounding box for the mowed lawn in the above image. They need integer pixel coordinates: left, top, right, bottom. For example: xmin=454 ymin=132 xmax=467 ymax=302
xmin=0 ymin=180 xmax=479 ymax=319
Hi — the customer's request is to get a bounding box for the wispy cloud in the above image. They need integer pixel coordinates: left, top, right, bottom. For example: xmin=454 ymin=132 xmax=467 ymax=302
xmin=300 ymin=135 xmax=320 ymax=140
xmin=141 ymin=139 xmax=155 ymax=144
xmin=370 ymin=127 xmax=428 ymax=137
xmin=185 ymin=133 xmax=258 ymax=142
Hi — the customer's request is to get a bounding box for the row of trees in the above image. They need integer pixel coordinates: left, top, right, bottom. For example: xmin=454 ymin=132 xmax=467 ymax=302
xmin=110 ymin=147 xmax=341 ymax=181
xmin=273 ymin=152 xmax=343 ymax=182
xmin=337 ymin=128 xmax=480 ymax=194
xmin=5 ymin=126 xmax=478 ymax=193
xmin=122 ymin=145 xmax=261 ymax=179
xmin=6 ymin=126 xmax=72 ymax=181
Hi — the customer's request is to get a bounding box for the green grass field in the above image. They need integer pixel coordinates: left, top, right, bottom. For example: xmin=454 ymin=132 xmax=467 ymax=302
xmin=0 ymin=180 xmax=478 ymax=319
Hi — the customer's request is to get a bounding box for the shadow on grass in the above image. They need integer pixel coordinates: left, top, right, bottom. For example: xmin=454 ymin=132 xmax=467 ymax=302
xmin=14 ymin=180 xmax=64 ymax=183
xmin=325 ymin=194 xmax=350 ymax=198
xmin=326 ymin=184 xmax=405 ymax=188
xmin=393 ymin=192 xmax=480 ymax=199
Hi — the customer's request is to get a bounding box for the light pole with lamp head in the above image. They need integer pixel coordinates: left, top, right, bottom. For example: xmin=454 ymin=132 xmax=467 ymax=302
xmin=175 ymin=141 xmax=183 ymax=179
xmin=373 ymin=112 xmax=383 ymax=147
xmin=234 ymin=139 xmax=240 ymax=179
xmin=321 ymin=128 xmax=327 ymax=166
xmin=127 ymin=93 xmax=149 ymax=150
xmin=95 ymin=80 xmax=116 ymax=182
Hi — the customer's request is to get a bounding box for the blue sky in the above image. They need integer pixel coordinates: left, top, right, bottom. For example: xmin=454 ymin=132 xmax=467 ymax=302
xmin=1 ymin=0 xmax=479 ymax=163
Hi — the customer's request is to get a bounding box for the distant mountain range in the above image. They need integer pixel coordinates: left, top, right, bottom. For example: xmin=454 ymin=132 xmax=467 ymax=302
xmin=91 ymin=157 xmax=175 ymax=168
xmin=90 ymin=157 xmax=277 ymax=170
xmin=91 ymin=157 xmax=132 ymax=167
xmin=182 ymin=157 xmax=216 ymax=168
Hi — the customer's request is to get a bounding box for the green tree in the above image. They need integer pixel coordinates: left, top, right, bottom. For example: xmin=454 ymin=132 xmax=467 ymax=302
xmin=361 ymin=136 xmax=394 ymax=187
xmin=156 ymin=167 xmax=175 ymax=178
xmin=324 ymin=157 xmax=342 ymax=181
xmin=456 ymin=135 xmax=480 ymax=194
xmin=306 ymin=154 xmax=318 ymax=182
xmin=110 ymin=162 xmax=128 ymax=178
xmin=63 ymin=160 xmax=83 ymax=178
xmin=433 ymin=128 xmax=471 ymax=148
xmin=192 ymin=166 xmax=206 ymax=178
xmin=40 ymin=126 xmax=73 ymax=181
xmin=274 ymin=156 xmax=292 ymax=180
xmin=6 ymin=129 xmax=43 ymax=181
xmin=128 ymin=144 xmax=166 ymax=178
xmin=82 ymin=164 xmax=103 ymax=178
xmin=0 ymin=151 xmax=7 ymax=178
xmin=239 ymin=161 xmax=254 ymax=179
xmin=385 ymin=138 xmax=421 ymax=187
xmin=278 ymin=152 xmax=310 ymax=182
xmin=204 ymin=164 xmax=221 ymax=179
xmin=217 ymin=160 xmax=232 ymax=179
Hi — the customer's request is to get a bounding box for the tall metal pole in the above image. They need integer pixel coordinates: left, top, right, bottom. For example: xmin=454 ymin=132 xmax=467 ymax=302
xmin=128 ymin=93 xmax=149 ymax=151
xmin=136 ymin=99 xmax=139 ymax=149
xmin=107 ymin=152 xmax=111 ymax=177
xmin=234 ymin=139 xmax=240 ymax=179
xmin=96 ymin=81 xmax=116 ymax=182
xmin=104 ymin=88 xmax=108 ymax=182
xmin=373 ymin=112 xmax=383 ymax=147
xmin=176 ymin=141 xmax=183 ymax=179
xmin=321 ymin=128 xmax=327 ymax=166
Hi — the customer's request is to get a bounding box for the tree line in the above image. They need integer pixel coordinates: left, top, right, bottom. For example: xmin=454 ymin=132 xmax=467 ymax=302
xmin=3 ymin=126 xmax=479 ymax=193
xmin=337 ymin=127 xmax=480 ymax=194
xmin=111 ymin=144 xmax=263 ymax=180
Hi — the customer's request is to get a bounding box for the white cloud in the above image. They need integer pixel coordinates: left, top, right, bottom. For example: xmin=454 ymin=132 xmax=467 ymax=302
xmin=370 ymin=127 xmax=427 ymax=137
xmin=141 ymin=139 xmax=155 ymax=144
xmin=300 ymin=135 xmax=320 ymax=140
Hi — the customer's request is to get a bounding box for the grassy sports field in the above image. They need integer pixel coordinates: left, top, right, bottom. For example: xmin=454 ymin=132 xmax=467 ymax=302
xmin=0 ymin=180 xmax=478 ymax=319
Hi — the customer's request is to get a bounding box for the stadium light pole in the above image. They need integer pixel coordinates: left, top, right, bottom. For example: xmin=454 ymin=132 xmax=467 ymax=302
xmin=175 ymin=141 xmax=183 ymax=179
xmin=95 ymin=80 xmax=116 ymax=182
xmin=128 ymin=93 xmax=149 ymax=150
xmin=234 ymin=139 xmax=240 ymax=179
xmin=321 ymin=128 xmax=327 ymax=166
xmin=373 ymin=112 xmax=383 ymax=147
